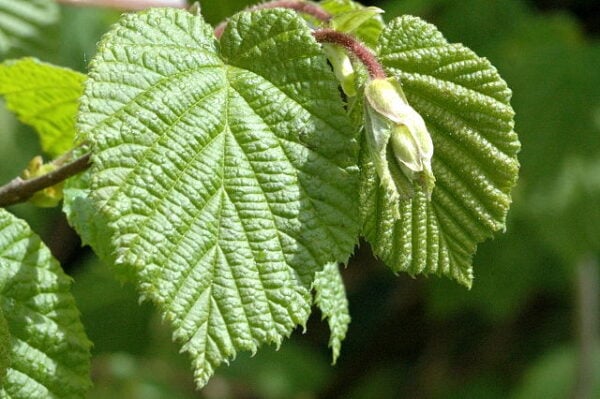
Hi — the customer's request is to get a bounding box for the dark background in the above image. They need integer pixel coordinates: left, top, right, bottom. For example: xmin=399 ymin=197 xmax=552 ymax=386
xmin=1 ymin=0 xmax=599 ymax=398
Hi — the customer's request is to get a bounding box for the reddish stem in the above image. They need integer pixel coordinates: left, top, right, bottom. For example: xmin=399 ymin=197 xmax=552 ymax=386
xmin=214 ymin=0 xmax=331 ymax=39
xmin=313 ymin=28 xmax=386 ymax=79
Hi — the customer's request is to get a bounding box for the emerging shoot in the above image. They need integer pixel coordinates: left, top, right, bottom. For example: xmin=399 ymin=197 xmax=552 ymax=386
xmin=364 ymin=77 xmax=435 ymax=207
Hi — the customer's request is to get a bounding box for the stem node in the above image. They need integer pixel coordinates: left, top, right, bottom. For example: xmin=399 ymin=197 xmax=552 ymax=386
xmin=0 ymin=153 xmax=91 ymax=208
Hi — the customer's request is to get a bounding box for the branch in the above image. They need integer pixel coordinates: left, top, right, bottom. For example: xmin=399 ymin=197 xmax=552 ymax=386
xmin=55 ymin=0 xmax=187 ymax=10
xmin=0 ymin=153 xmax=91 ymax=208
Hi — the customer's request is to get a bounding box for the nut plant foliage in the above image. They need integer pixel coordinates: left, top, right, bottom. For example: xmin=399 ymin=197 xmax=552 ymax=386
xmin=0 ymin=0 xmax=519 ymax=395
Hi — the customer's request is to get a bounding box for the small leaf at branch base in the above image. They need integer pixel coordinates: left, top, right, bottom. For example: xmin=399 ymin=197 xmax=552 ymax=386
xmin=313 ymin=262 xmax=350 ymax=364
xmin=0 ymin=209 xmax=91 ymax=399
xmin=360 ymin=16 xmax=520 ymax=287
xmin=77 ymin=8 xmax=359 ymax=388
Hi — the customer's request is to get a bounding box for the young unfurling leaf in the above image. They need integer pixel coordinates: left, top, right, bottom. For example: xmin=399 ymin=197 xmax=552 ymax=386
xmin=364 ymin=77 xmax=435 ymax=209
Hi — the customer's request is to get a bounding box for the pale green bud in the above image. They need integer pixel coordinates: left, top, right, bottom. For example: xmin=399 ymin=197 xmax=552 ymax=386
xmin=364 ymin=77 xmax=435 ymax=207
xmin=323 ymin=44 xmax=357 ymax=97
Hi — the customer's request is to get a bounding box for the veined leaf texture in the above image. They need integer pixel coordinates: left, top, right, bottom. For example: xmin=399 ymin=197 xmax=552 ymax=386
xmin=76 ymin=8 xmax=359 ymax=386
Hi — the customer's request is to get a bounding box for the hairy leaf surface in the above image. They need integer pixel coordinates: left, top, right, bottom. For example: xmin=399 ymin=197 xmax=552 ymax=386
xmin=313 ymin=262 xmax=350 ymax=363
xmin=0 ymin=0 xmax=59 ymax=58
xmin=0 ymin=58 xmax=84 ymax=157
xmin=0 ymin=209 xmax=91 ymax=398
xmin=77 ymin=8 xmax=358 ymax=387
xmin=360 ymin=16 xmax=520 ymax=286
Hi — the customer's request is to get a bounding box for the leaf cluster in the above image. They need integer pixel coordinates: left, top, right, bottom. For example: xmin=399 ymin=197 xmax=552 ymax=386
xmin=0 ymin=0 xmax=521 ymax=394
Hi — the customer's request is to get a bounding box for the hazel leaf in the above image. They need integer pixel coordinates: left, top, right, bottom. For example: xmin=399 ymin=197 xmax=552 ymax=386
xmin=360 ymin=16 xmax=520 ymax=287
xmin=76 ymin=8 xmax=359 ymax=387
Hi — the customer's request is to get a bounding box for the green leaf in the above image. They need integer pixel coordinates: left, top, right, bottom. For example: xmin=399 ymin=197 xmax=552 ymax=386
xmin=0 ymin=209 xmax=91 ymax=398
xmin=313 ymin=262 xmax=350 ymax=364
xmin=77 ymin=8 xmax=358 ymax=387
xmin=320 ymin=0 xmax=385 ymax=47
xmin=0 ymin=0 xmax=59 ymax=58
xmin=330 ymin=7 xmax=384 ymax=37
xmin=360 ymin=16 xmax=520 ymax=287
xmin=0 ymin=58 xmax=85 ymax=157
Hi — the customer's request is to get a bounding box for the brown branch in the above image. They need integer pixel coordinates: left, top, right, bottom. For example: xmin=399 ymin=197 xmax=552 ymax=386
xmin=214 ymin=0 xmax=331 ymax=39
xmin=55 ymin=0 xmax=187 ymax=10
xmin=312 ymin=29 xmax=386 ymax=79
xmin=0 ymin=153 xmax=91 ymax=208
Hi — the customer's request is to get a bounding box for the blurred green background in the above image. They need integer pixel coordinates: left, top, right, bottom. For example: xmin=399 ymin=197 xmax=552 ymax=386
xmin=1 ymin=0 xmax=600 ymax=397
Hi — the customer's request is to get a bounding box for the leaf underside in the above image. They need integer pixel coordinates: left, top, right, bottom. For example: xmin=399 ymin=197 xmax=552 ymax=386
xmin=0 ymin=0 xmax=59 ymax=58
xmin=0 ymin=58 xmax=85 ymax=157
xmin=360 ymin=16 xmax=520 ymax=287
xmin=0 ymin=209 xmax=91 ymax=399
xmin=76 ymin=8 xmax=358 ymax=387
